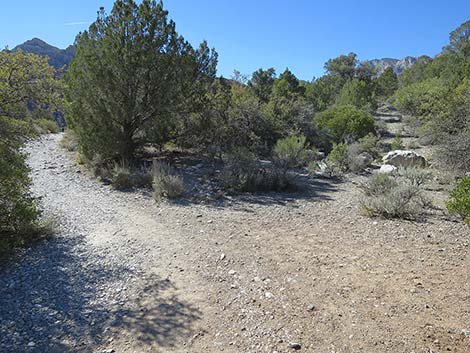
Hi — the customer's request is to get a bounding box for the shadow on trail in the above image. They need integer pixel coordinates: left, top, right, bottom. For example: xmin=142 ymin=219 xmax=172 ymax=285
xmin=0 ymin=234 xmax=201 ymax=352
xmin=168 ymin=175 xmax=340 ymax=209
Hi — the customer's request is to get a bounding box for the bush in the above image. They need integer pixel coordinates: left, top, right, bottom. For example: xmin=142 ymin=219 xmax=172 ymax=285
xmin=60 ymin=130 xmax=79 ymax=151
xmin=316 ymin=104 xmax=376 ymax=143
xmin=33 ymin=118 xmax=59 ymax=134
xmin=393 ymin=78 xmax=450 ymax=122
xmin=336 ymin=78 xmax=377 ymax=110
xmin=221 ymin=147 xmax=296 ymax=192
xmin=446 ymin=177 xmax=470 ymax=225
xmin=346 ymin=134 xmax=380 ymax=173
xmin=273 ymin=135 xmax=311 ymax=170
xmin=326 ymin=143 xmax=349 ymax=171
xmin=111 ymin=163 xmax=132 ymax=190
xmin=391 ymin=133 xmax=404 ymax=150
xmin=0 ymin=140 xmax=54 ymax=258
xmin=152 ymin=161 xmax=185 ymax=200
xmin=360 ymin=168 xmax=431 ymax=219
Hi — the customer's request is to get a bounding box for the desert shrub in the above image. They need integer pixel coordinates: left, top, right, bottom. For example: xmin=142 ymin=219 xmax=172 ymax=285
xmin=316 ymin=104 xmax=376 ymax=143
xmin=0 ymin=142 xmax=54 ymax=258
xmin=347 ymin=145 xmax=372 ymax=173
xmin=33 ymin=118 xmax=59 ymax=134
xmin=152 ymin=161 xmax=185 ymax=200
xmin=397 ymin=167 xmax=431 ymax=187
xmin=60 ymin=130 xmax=79 ymax=151
xmin=336 ymin=78 xmax=377 ymax=110
xmin=437 ymin=130 xmax=470 ymax=173
xmin=326 ymin=143 xmax=349 ymax=171
xmin=111 ymin=163 xmax=132 ymax=190
xmin=361 ymin=168 xmax=431 ymax=219
xmin=130 ymin=168 xmax=153 ymax=188
xmin=346 ymin=133 xmax=381 ymax=173
xmin=222 ymin=148 xmax=296 ymax=192
xmin=273 ymin=135 xmax=311 ymax=169
xmin=356 ymin=133 xmax=381 ymax=158
xmin=393 ymin=78 xmax=450 ymax=122
xmin=446 ymin=177 xmax=470 ymax=225
xmin=391 ymin=133 xmax=404 ymax=150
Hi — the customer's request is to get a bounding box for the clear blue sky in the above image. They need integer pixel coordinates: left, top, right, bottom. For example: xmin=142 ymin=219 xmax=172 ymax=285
xmin=1 ymin=0 xmax=469 ymax=80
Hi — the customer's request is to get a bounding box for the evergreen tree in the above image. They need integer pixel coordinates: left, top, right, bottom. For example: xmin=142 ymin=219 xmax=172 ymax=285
xmin=66 ymin=0 xmax=217 ymax=162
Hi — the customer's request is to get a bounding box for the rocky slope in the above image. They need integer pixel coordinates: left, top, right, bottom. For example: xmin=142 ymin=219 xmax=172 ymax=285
xmin=13 ymin=38 xmax=75 ymax=69
xmin=367 ymin=56 xmax=417 ymax=75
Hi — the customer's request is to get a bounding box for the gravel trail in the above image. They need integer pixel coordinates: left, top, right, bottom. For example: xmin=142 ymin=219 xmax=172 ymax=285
xmin=1 ymin=133 xmax=469 ymax=353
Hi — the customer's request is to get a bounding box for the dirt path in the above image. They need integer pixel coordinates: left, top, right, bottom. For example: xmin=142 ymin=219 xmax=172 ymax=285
xmin=1 ymin=134 xmax=470 ymax=353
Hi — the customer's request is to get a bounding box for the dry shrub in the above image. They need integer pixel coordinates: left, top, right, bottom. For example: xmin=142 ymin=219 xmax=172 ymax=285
xmin=221 ymin=148 xmax=296 ymax=192
xmin=152 ymin=160 xmax=185 ymax=200
xmin=360 ymin=167 xmax=432 ymax=219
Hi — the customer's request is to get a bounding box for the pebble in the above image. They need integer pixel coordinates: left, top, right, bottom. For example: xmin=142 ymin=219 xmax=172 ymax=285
xmin=307 ymin=304 xmax=316 ymax=312
xmin=289 ymin=342 xmax=301 ymax=350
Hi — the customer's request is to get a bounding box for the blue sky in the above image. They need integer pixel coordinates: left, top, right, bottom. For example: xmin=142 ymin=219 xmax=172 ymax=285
xmin=1 ymin=0 xmax=469 ymax=80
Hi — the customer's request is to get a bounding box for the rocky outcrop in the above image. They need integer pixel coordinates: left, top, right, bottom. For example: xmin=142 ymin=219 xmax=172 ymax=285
xmin=382 ymin=150 xmax=426 ymax=168
xmin=367 ymin=56 xmax=417 ymax=76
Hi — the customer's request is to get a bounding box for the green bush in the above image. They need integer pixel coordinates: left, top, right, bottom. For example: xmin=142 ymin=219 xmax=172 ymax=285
xmin=33 ymin=118 xmax=59 ymax=134
xmin=326 ymin=143 xmax=349 ymax=171
xmin=391 ymin=133 xmax=404 ymax=150
xmin=393 ymin=78 xmax=450 ymax=122
xmin=446 ymin=177 xmax=470 ymax=225
xmin=336 ymin=78 xmax=377 ymax=110
xmin=0 ymin=139 xmax=53 ymax=258
xmin=273 ymin=135 xmax=310 ymax=169
xmin=316 ymin=104 xmax=376 ymax=143
xmin=152 ymin=161 xmax=185 ymax=200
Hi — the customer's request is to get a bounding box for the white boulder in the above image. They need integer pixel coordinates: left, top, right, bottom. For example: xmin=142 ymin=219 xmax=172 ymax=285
xmin=382 ymin=150 xmax=426 ymax=168
xmin=379 ymin=164 xmax=397 ymax=174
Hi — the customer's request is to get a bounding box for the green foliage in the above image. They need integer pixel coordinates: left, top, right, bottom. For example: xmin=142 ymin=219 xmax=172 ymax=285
xmin=446 ymin=177 xmax=470 ymax=224
xmin=356 ymin=133 xmax=381 ymax=158
xmin=336 ymin=78 xmax=377 ymax=110
xmin=33 ymin=118 xmax=59 ymax=134
xmin=273 ymin=135 xmax=310 ymax=170
xmin=248 ymin=68 xmax=276 ymax=102
xmin=375 ymin=67 xmax=398 ymax=97
xmin=398 ymin=55 xmax=433 ymax=87
xmin=0 ymin=50 xmax=60 ymax=257
xmin=152 ymin=161 xmax=185 ymax=200
xmin=324 ymin=52 xmax=358 ymax=79
xmin=326 ymin=142 xmax=349 ymax=172
xmin=391 ymin=133 xmax=404 ymax=150
xmin=393 ymin=78 xmax=450 ymax=121
xmin=305 ymin=74 xmax=345 ymax=112
xmin=0 ymin=50 xmax=63 ymax=118
xmin=444 ymin=20 xmax=470 ymax=55
xmin=316 ymin=105 xmax=376 ymax=143
xmin=66 ymin=0 xmax=217 ymax=163
xmin=272 ymin=68 xmax=305 ymax=99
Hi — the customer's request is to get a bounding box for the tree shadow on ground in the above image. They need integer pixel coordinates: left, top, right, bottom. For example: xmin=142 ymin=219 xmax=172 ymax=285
xmin=0 ymin=234 xmax=201 ymax=353
xmin=165 ymin=174 xmax=341 ymax=209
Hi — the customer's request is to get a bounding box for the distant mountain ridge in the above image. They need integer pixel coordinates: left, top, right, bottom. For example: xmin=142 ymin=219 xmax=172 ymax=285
xmin=13 ymin=38 xmax=75 ymax=69
xmin=366 ymin=56 xmax=417 ymax=75
xmin=11 ymin=38 xmax=418 ymax=77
